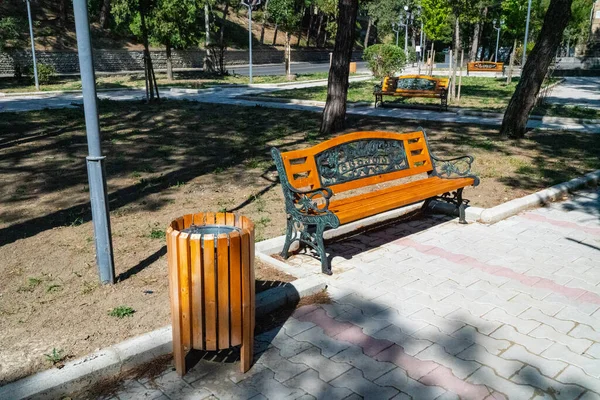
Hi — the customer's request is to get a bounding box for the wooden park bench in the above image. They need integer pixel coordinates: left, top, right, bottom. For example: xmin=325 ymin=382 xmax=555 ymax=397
xmin=271 ymin=130 xmax=479 ymax=275
xmin=467 ymin=61 xmax=504 ymax=75
xmin=374 ymin=75 xmax=449 ymax=110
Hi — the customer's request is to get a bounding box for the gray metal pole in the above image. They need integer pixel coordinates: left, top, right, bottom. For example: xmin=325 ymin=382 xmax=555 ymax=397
xmin=396 ymin=30 xmax=399 ymax=47
xmin=522 ymin=0 xmax=532 ymax=67
xmin=495 ymin=27 xmax=500 ymax=63
xmin=25 ymin=0 xmax=39 ymax=91
xmin=404 ymin=17 xmax=408 ymax=58
xmin=249 ymin=6 xmax=253 ymax=84
xmin=73 ymin=0 xmax=115 ymax=284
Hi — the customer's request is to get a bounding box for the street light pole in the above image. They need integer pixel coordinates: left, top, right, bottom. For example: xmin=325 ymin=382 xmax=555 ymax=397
xmin=493 ymin=19 xmax=502 ymax=63
xmin=522 ymin=0 xmax=532 ymax=67
xmin=73 ymin=0 xmax=116 ymax=284
xmin=25 ymin=0 xmax=39 ymax=91
xmin=392 ymin=22 xmax=400 ymax=47
xmin=241 ymin=0 xmax=261 ymax=83
xmin=403 ymin=6 xmax=409 ymax=59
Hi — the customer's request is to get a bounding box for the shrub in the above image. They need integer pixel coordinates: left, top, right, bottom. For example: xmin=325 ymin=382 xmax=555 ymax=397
xmin=363 ymin=44 xmax=406 ymax=79
xmin=28 ymin=62 xmax=56 ymax=85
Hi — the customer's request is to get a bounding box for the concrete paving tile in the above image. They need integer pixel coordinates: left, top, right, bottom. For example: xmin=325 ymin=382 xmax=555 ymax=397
xmin=331 ymin=345 xmax=396 ymax=381
xmin=283 ymin=369 xmax=353 ymax=400
xmin=329 ymin=368 xmax=399 ymax=400
xmin=289 ymin=347 xmax=353 ymax=382
xmin=483 ymin=309 xmax=541 ymax=334
xmin=256 ymin=347 xmax=310 ymax=382
xmin=456 ymin=343 xmax=523 ymax=379
xmin=411 ymin=325 xmax=472 ymax=356
xmin=374 ymin=368 xmax=446 ymax=400
xmin=467 ymin=366 xmax=535 ymax=399
xmin=542 ymin=344 xmax=600 ymax=379
xmin=414 ymin=344 xmax=481 ymax=380
xmin=511 ymin=366 xmax=585 ymax=400
xmin=238 ymin=369 xmax=305 ymax=399
xmin=491 ymin=325 xmax=553 ymax=355
xmin=371 ymin=324 xmax=433 ymax=356
xmin=501 ymin=344 xmax=567 ymax=378
xmin=294 ymin=326 xmax=350 ymax=358
xmin=530 ymin=324 xmax=592 ymax=355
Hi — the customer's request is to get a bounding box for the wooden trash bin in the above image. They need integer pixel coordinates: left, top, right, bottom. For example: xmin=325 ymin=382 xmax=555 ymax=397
xmin=349 ymin=62 xmax=357 ymax=73
xmin=166 ymin=212 xmax=255 ymax=375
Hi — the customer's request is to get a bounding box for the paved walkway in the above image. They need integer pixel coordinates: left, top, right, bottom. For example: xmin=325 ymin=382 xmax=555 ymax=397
xmin=2 ymin=77 xmax=600 ymax=133
xmin=103 ymin=189 xmax=600 ymax=399
xmin=546 ymin=77 xmax=600 ymax=110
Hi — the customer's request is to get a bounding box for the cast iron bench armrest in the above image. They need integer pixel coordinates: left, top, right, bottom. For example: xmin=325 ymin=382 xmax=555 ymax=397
xmin=430 ymin=154 xmax=480 ymax=186
xmin=287 ymin=185 xmax=334 ymax=214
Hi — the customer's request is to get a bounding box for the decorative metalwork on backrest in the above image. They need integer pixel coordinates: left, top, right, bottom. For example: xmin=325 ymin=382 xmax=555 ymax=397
xmin=396 ymin=77 xmax=437 ymax=91
xmin=315 ymin=139 xmax=408 ymax=187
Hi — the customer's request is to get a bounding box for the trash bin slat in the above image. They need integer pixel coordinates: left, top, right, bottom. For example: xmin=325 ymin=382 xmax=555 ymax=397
xmin=203 ymin=234 xmax=218 ymax=351
xmin=217 ymin=234 xmax=230 ymax=349
xmin=190 ymin=234 xmax=204 ymax=349
xmin=177 ymin=233 xmax=192 ymax=353
xmin=229 ymin=231 xmax=243 ymax=347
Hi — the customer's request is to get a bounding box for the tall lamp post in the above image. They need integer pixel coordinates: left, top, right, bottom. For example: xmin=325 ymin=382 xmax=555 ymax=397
xmin=241 ymin=0 xmax=261 ymax=84
xmin=522 ymin=0 xmax=532 ymax=67
xmin=493 ymin=19 xmax=503 ymax=63
xmin=73 ymin=0 xmax=116 ymax=284
xmin=392 ymin=21 xmax=401 ymax=47
xmin=25 ymin=0 xmax=39 ymax=91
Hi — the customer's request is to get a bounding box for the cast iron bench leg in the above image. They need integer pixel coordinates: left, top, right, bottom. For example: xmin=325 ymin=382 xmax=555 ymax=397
xmin=280 ymin=216 xmax=294 ymax=259
xmin=457 ymin=188 xmax=467 ymax=224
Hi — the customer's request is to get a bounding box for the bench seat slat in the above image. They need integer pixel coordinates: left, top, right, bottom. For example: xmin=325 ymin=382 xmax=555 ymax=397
xmin=331 ymin=177 xmax=474 ymax=225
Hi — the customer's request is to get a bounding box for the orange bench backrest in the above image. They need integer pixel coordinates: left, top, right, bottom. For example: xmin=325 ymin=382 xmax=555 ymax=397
xmin=467 ymin=62 xmax=503 ymax=72
xmin=278 ymin=131 xmax=433 ymax=195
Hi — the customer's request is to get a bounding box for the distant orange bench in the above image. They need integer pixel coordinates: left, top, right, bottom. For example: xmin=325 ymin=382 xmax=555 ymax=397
xmin=374 ymin=75 xmax=449 ymax=110
xmin=467 ymin=61 xmax=504 ymax=75
xmin=271 ymin=130 xmax=479 ymax=274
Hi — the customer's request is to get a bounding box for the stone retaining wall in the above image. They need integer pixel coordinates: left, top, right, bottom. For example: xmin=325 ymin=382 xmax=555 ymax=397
xmin=0 ymin=49 xmax=363 ymax=75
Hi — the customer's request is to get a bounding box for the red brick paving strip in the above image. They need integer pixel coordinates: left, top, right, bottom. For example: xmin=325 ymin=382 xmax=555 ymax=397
xmin=521 ymin=212 xmax=600 ymax=236
xmin=397 ymin=238 xmax=600 ymax=304
xmin=294 ymin=307 xmax=491 ymax=399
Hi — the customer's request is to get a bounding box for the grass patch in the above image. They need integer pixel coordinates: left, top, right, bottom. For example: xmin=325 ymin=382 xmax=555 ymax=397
xmin=108 ymin=306 xmax=136 ymax=318
xmin=262 ymin=76 xmax=595 ymax=119
xmin=44 ymin=348 xmax=65 ymax=365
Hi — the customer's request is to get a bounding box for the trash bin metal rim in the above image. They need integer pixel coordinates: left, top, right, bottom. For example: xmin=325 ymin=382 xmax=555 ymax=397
xmin=182 ymin=224 xmax=242 ymax=236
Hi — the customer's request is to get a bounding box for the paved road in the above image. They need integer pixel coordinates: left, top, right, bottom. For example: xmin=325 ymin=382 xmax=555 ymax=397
xmin=228 ymin=61 xmax=369 ymax=76
xmin=101 ymin=190 xmax=600 ymax=399
xmin=545 ymin=77 xmax=600 ymax=110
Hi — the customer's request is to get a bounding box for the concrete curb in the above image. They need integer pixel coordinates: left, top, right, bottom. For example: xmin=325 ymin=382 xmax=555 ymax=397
xmin=0 ymin=277 xmax=325 ymax=400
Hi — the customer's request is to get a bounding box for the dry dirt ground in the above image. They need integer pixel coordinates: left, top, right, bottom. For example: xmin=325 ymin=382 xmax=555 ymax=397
xmin=1 ymin=101 xmax=599 ymax=384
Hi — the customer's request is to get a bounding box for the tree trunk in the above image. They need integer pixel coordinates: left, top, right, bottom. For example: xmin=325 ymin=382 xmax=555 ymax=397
xmin=364 ymin=17 xmax=372 ymax=49
xmin=285 ymin=32 xmax=292 ymax=76
xmin=205 ymin=3 xmax=215 ymax=73
xmin=59 ymin=0 xmax=69 ymax=27
xmin=451 ymin=17 xmax=459 ymax=100
xmin=260 ymin=0 xmax=270 ymax=44
xmin=219 ymin=1 xmax=230 ymax=46
xmin=316 ymin=14 xmax=324 ymax=47
xmin=99 ymin=0 xmax=111 ymax=29
xmin=323 ymin=19 xmax=329 ymax=46
xmin=166 ymin=40 xmax=173 ymax=81
xmin=500 ymin=0 xmax=572 ymax=138
xmin=273 ymin=24 xmax=279 ymax=45
xmin=296 ymin=31 xmax=302 ymax=47
xmin=320 ymin=0 xmax=359 ymax=134
xmin=307 ymin=7 xmax=315 ymax=47
xmin=470 ymin=12 xmax=484 ymax=61
xmin=139 ymin=0 xmax=158 ymax=101
xmin=507 ymin=38 xmax=517 ymax=84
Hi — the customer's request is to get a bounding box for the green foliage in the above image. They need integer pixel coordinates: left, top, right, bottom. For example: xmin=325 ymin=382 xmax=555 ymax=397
xmin=268 ymin=0 xmax=304 ymax=35
xmin=108 ymin=306 xmax=136 ymax=318
xmin=44 ymin=348 xmax=65 ymax=365
xmin=363 ymin=44 xmax=406 ymax=79
xmin=112 ymin=0 xmax=205 ymax=49
xmin=28 ymin=63 xmax=56 ymax=85
xmin=149 ymin=227 xmax=166 ymax=239
xmin=0 ymin=17 xmax=20 ymax=51
xmin=420 ymin=0 xmax=452 ymax=41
